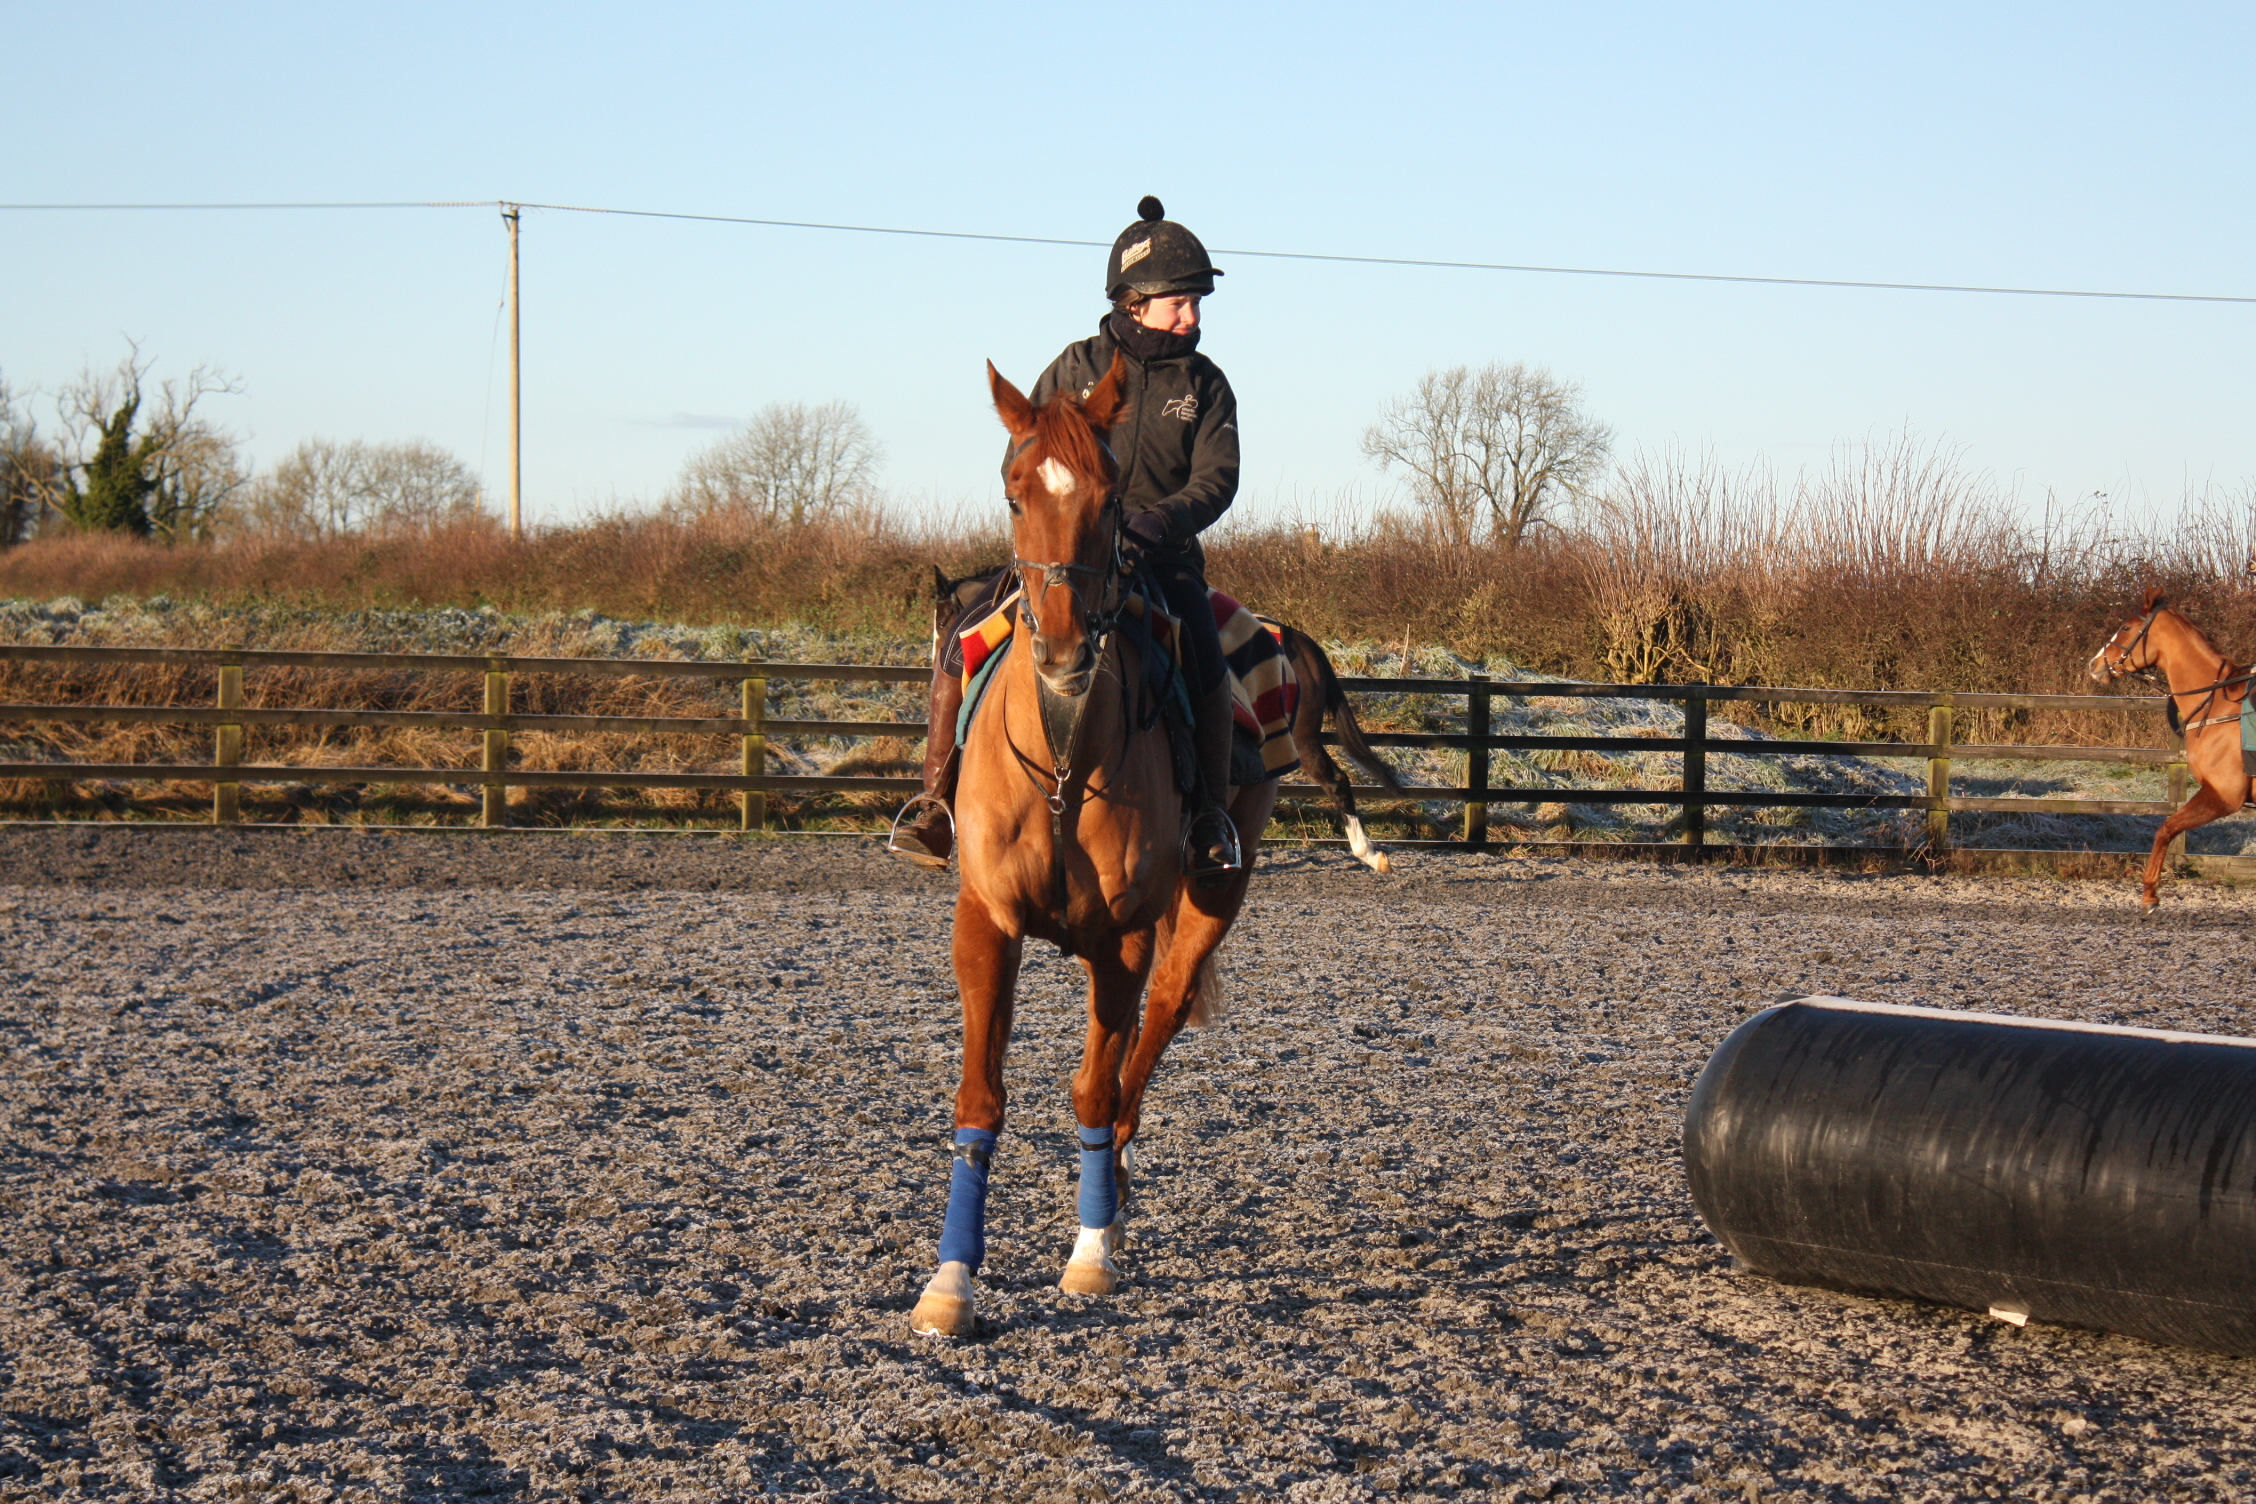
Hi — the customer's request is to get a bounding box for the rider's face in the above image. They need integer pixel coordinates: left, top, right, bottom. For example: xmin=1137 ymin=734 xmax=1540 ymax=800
xmin=1134 ymin=294 xmax=1201 ymax=335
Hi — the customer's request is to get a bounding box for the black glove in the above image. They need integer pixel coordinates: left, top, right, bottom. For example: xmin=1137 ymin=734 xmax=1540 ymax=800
xmin=1120 ymin=510 xmax=1169 ymax=568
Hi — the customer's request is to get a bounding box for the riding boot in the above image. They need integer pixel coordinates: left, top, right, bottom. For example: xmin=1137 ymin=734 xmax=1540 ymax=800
xmin=889 ymin=666 xmax=966 ymax=869
xmin=1184 ymin=682 xmax=1243 ymax=889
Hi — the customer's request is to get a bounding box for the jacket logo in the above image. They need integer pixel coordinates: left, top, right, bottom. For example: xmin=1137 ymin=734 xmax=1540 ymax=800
xmin=1161 ymin=395 xmax=1198 ymax=422
xmin=1119 ymin=238 xmax=1152 ymax=270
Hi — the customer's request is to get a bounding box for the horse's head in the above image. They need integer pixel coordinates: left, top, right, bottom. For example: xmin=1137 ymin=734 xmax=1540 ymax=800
xmin=928 ymin=564 xmax=992 ymax=655
xmin=989 ymin=353 xmax=1129 ymax=697
xmin=2088 ymin=587 xmax=2170 ymax=684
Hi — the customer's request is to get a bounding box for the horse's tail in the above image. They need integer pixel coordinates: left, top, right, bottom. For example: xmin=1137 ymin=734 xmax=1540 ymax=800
xmin=1288 ymin=625 xmax=1403 ymax=791
xmin=1151 ymin=909 xmax=1231 ymax=1030
xmin=1185 ymin=945 xmax=1230 ymax=1030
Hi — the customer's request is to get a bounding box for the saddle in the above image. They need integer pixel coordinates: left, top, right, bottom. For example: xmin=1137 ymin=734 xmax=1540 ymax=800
xmin=2181 ymin=678 xmax=2256 ymax=777
xmin=954 ymin=585 xmax=1299 ymax=787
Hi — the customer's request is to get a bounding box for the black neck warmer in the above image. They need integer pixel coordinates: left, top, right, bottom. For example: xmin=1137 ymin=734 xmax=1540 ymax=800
xmin=1105 ymin=309 xmax=1201 ymax=363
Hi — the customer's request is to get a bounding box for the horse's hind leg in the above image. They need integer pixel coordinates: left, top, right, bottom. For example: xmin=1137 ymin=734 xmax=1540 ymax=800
xmin=1114 ymin=782 xmax=1278 ymax=1150
xmin=1285 ymin=627 xmax=1390 ymax=873
xmin=2143 ymin=783 xmax=2232 ymax=910
xmin=2142 ymin=783 xmax=2233 ymax=909
xmin=1294 ymin=715 xmax=1385 ymax=873
xmin=1059 ymin=927 xmax=1156 ymax=1296
xmin=912 ymin=892 xmax=1023 ymax=1337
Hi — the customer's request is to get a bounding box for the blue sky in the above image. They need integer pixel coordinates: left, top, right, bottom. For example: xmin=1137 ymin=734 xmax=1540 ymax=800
xmin=5 ymin=2 xmax=2250 ymax=530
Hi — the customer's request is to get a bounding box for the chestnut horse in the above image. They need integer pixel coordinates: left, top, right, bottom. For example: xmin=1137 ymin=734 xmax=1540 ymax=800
xmin=911 ymin=355 xmax=1279 ymax=1337
xmin=924 ymin=571 xmax=1406 ymax=873
xmin=2087 ymin=589 xmax=2255 ymax=908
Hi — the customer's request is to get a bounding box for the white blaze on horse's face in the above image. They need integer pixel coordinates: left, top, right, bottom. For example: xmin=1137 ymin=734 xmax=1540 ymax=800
xmin=1035 ymin=457 xmax=1078 ymax=500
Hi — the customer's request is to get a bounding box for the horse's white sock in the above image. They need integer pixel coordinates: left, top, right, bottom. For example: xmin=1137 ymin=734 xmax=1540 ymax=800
xmin=1068 ymin=1226 xmax=1117 ymax=1269
xmin=1344 ymin=814 xmax=1374 ymax=861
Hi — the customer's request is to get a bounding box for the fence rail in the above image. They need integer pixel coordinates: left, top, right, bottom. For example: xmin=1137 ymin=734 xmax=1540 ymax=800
xmin=0 ymin=644 xmax=2185 ymax=854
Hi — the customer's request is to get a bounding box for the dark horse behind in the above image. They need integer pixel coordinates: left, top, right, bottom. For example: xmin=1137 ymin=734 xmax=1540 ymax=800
xmin=925 ymin=567 xmax=1405 ymax=872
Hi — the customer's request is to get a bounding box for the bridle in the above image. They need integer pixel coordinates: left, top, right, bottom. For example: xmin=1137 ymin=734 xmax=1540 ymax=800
xmin=1005 ymin=432 xmax=1129 ymax=646
xmin=2094 ymin=603 xmax=2165 ymax=687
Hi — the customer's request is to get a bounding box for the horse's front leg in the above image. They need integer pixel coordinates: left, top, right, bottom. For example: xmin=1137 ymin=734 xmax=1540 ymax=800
xmin=911 ymin=891 xmax=1023 ymax=1338
xmin=1059 ymin=926 xmax=1155 ymax=1296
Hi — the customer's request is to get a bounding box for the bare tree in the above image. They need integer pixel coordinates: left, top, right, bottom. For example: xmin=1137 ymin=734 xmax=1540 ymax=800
xmin=675 ymin=400 xmax=881 ymax=525
xmin=34 ymin=350 xmax=248 ymax=542
xmin=232 ymin=438 xmax=488 ymax=540
xmin=0 ymin=376 xmax=63 ymax=548
xmin=1362 ymin=362 xmax=1612 ymax=548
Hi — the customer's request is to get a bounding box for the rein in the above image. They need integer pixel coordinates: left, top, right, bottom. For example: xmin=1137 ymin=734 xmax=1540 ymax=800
xmin=1002 ymin=434 xmax=1130 ymax=957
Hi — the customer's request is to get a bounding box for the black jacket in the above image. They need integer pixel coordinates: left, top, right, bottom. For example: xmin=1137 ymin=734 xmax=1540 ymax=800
xmin=1015 ymin=318 xmax=1240 ymax=576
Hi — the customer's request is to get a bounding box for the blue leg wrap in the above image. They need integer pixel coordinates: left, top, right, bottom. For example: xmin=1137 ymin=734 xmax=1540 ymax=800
xmin=937 ymin=1129 xmax=997 ymax=1273
xmin=1077 ymin=1125 xmax=1118 ymax=1231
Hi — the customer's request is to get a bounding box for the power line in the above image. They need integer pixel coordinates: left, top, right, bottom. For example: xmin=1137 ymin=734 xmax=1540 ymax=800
xmin=0 ymin=201 xmax=488 ymax=210
xmin=3 ymin=197 xmax=2250 ymax=306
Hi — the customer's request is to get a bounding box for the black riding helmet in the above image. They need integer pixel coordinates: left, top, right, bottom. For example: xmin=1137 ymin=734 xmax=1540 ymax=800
xmin=1105 ymin=196 xmax=1224 ymax=301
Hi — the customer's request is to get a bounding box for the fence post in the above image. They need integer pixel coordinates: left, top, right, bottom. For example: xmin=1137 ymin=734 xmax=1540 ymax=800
xmin=1461 ymin=673 xmax=1491 ymax=849
xmin=740 ymin=671 xmax=768 ymax=832
xmin=1927 ymin=700 xmax=1955 ymax=851
xmin=1681 ymin=690 xmax=1707 ymax=852
xmin=2168 ymin=740 xmax=2188 ymax=866
xmin=212 ymin=662 xmax=243 ymax=825
xmin=482 ymin=667 xmax=510 ymax=829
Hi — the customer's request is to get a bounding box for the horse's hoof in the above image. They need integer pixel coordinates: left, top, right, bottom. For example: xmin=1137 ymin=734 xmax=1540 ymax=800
xmin=1367 ymin=851 xmax=1392 ymax=875
xmin=1103 ymin=1216 xmax=1127 ymax=1259
xmin=1059 ymin=1226 xmax=1122 ymax=1295
xmin=911 ymin=1261 xmax=976 ymax=1337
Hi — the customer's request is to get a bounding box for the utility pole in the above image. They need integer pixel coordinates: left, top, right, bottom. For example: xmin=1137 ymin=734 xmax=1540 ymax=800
xmin=503 ymin=203 xmax=523 ymax=540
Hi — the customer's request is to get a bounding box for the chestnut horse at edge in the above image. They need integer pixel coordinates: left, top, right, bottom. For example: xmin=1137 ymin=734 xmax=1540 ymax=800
xmin=2088 ymin=589 xmax=2256 ymax=909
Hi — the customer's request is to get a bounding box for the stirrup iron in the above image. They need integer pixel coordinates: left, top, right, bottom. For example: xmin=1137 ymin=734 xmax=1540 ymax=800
xmin=1184 ymin=807 xmax=1243 ymax=887
xmin=887 ymin=793 xmax=954 ymax=866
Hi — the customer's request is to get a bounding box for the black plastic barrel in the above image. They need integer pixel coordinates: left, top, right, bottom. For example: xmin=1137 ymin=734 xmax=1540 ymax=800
xmin=1683 ymin=995 xmax=2256 ymax=1354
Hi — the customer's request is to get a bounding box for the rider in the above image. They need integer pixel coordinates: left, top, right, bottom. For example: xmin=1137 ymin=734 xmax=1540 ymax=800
xmin=891 ymin=195 xmax=1242 ymax=880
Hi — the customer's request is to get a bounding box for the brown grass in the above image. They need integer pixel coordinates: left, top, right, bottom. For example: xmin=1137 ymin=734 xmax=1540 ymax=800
xmin=0 ymin=507 xmax=1010 ymax=638
xmin=4 ymin=441 xmax=2252 ymax=771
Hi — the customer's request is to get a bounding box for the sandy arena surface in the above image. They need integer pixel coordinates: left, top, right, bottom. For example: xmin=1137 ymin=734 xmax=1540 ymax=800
xmin=3 ymin=826 xmax=2256 ymax=1502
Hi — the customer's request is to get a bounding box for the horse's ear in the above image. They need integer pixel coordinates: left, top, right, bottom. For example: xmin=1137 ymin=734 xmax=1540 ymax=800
xmin=2143 ymin=586 xmax=2169 ymax=613
xmin=988 ymin=361 xmax=1035 ymax=438
xmin=929 ymin=564 xmax=950 ymax=603
xmin=1081 ymin=351 xmax=1129 ymax=433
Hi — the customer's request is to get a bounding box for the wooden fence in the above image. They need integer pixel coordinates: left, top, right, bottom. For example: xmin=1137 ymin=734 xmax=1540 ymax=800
xmin=0 ymin=644 xmax=2187 ymax=855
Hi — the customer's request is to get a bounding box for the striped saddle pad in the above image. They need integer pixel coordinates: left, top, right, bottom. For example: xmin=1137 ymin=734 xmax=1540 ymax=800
xmin=956 ymin=586 xmax=1300 ymax=781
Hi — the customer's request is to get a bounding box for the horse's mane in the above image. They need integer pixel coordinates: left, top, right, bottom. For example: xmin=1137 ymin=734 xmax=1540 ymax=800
xmin=2166 ymin=608 xmax=2232 ymax=664
xmin=1029 ymin=392 xmax=1114 ymax=494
